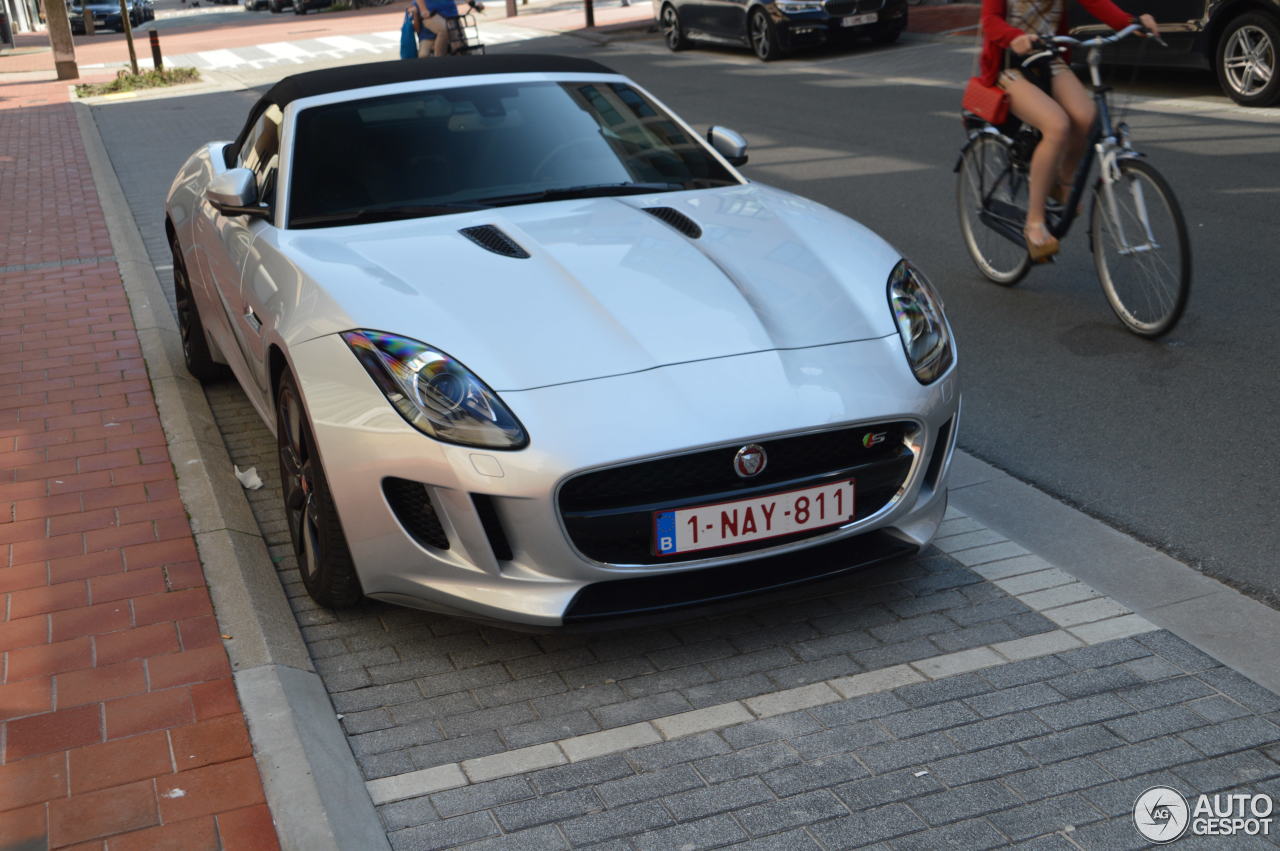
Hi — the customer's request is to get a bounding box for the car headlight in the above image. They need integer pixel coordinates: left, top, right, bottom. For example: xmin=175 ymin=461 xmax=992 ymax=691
xmin=342 ymin=330 xmax=528 ymax=450
xmin=887 ymin=259 xmax=954 ymax=384
xmin=776 ymin=0 xmax=823 ymax=12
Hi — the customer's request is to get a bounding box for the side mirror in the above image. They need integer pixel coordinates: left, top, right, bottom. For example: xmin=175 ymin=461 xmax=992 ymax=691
xmin=206 ymin=168 xmax=269 ymax=219
xmin=707 ymin=126 xmax=748 ymax=167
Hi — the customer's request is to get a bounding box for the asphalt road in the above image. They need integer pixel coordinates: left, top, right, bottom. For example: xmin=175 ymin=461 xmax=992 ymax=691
xmin=538 ymin=33 xmax=1280 ymax=603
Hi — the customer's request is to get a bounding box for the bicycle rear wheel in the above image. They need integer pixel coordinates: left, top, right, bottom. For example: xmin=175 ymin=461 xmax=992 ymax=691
xmin=1090 ymin=158 xmax=1190 ymax=338
xmin=957 ymin=134 xmax=1031 ymax=286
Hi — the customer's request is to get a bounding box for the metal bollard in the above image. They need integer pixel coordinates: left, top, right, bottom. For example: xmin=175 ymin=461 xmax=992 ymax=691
xmin=83 ymin=8 xmax=94 ymax=35
xmin=149 ymin=29 xmax=162 ymax=69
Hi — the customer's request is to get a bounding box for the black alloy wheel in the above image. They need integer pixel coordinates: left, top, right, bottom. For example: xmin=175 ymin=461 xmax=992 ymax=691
xmin=661 ymin=4 xmax=688 ymax=51
xmin=170 ymin=242 xmax=228 ymax=383
xmin=277 ymin=371 xmax=363 ymax=609
xmin=749 ymin=8 xmax=784 ymax=61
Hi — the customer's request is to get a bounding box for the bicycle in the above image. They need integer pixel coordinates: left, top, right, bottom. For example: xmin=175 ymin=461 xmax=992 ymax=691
xmin=955 ymin=24 xmax=1191 ymax=338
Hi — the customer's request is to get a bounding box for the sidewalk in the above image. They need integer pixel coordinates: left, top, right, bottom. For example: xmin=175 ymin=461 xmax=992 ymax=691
xmin=0 ymin=78 xmax=280 ymax=848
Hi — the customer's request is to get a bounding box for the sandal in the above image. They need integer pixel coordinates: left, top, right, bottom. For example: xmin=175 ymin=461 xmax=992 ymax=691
xmin=1024 ymin=222 xmax=1059 ymax=263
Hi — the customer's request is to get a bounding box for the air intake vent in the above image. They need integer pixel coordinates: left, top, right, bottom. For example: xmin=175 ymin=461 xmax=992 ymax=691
xmin=459 ymin=225 xmax=530 ymax=259
xmin=383 ymin=477 xmax=449 ymax=550
xmin=643 ymin=207 xmax=702 ymax=239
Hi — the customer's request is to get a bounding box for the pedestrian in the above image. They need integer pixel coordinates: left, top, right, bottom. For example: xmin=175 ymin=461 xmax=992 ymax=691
xmin=979 ymin=0 xmax=1159 ymax=261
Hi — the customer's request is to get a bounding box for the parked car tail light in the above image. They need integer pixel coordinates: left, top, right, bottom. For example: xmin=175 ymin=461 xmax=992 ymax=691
xmin=342 ymin=330 xmax=528 ymax=450
xmin=887 ymin=260 xmax=954 ymax=385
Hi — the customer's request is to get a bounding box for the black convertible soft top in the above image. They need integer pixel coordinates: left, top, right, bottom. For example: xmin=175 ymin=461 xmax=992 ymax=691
xmin=229 ymin=54 xmax=618 ymax=164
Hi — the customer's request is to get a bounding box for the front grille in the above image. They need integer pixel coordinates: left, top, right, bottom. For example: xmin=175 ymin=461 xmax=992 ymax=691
xmin=383 ymin=477 xmax=449 ymax=550
xmin=558 ymin=423 xmax=915 ymax=564
xmin=823 ymin=0 xmax=882 ymax=16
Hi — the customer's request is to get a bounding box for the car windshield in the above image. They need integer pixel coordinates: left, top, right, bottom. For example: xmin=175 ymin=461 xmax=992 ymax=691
xmin=287 ymin=80 xmax=739 ymax=228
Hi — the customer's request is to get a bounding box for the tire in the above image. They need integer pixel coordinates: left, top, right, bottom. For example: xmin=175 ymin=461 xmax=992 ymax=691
xmin=956 ymin=134 xmax=1032 ymax=286
xmin=1215 ymin=13 xmax=1280 ymax=107
xmin=660 ymin=4 xmax=687 ymax=51
xmin=171 ymin=242 xmax=229 ymax=383
xmin=749 ymin=8 xmax=785 ymax=61
xmin=869 ymin=23 xmax=902 ymax=44
xmin=268 ymin=0 xmax=281 ymax=12
xmin=277 ymin=371 xmax=363 ymax=609
xmin=1089 ymin=158 xmax=1190 ymax=338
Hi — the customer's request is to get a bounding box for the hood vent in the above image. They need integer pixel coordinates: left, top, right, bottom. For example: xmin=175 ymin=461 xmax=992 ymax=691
xmin=459 ymin=225 xmax=530 ymax=259
xmin=643 ymin=207 xmax=702 ymax=240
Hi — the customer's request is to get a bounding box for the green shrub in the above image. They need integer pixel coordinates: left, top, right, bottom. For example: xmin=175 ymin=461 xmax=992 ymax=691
xmin=75 ymin=66 xmax=201 ymax=97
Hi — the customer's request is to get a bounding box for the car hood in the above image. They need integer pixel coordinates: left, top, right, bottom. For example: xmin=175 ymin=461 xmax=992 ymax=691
xmin=277 ymin=183 xmax=903 ymax=392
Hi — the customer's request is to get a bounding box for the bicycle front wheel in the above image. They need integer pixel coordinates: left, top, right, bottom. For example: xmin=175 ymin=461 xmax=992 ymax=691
xmin=1090 ymin=158 xmax=1191 ymax=338
xmin=957 ymin=135 xmax=1031 ymax=286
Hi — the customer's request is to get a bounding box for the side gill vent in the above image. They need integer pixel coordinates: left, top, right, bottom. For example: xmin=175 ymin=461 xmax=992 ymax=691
xmin=459 ymin=225 xmax=530 ymax=259
xmin=643 ymin=207 xmax=702 ymax=240
xmin=383 ymin=477 xmax=450 ymax=550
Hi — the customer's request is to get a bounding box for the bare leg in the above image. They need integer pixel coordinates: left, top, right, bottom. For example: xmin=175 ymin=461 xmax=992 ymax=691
xmin=422 ymin=14 xmax=450 ymax=55
xmin=1050 ymin=66 xmax=1097 ymax=195
xmin=1001 ymin=70 xmax=1070 ymax=257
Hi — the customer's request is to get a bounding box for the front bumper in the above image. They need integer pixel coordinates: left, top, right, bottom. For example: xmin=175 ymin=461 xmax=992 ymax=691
xmin=776 ymin=0 xmax=906 ymax=48
xmin=290 ymin=332 xmax=959 ymax=627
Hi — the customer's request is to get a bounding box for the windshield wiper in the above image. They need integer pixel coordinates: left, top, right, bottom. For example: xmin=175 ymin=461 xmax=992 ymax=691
xmin=475 ymin=182 xmax=688 ymax=207
xmin=291 ymin=202 xmax=490 ymax=228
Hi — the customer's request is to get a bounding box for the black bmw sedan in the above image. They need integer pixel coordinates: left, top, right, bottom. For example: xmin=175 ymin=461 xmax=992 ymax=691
xmin=1071 ymin=0 xmax=1280 ymax=106
xmin=655 ymin=0 xmax=908 ymax=61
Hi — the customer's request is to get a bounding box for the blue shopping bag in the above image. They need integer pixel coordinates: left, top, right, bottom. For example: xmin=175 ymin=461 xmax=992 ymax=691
xmin=400 ymin=9 xmax=417 ymax=59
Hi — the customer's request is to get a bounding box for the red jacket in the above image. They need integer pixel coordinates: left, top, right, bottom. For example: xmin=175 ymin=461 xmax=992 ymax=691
xmin=979 ymin=0 xmax=1133 ymax=86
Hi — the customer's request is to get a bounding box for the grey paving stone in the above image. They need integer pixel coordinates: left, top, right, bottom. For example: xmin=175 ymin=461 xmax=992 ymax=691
xmin=587 ymin=630 xmax=681 ymax=662
xmin=694 ymin=741 xmax=802 ymax=784
xmin=617 ymin=665 xmax=716 ymax=699
xmin=1019 ymin=726 xmax=1126 ymax=764
xmin=869 ymin=613 xmax=957 ymax=644
xmin=368 ymin=656 xmax=457 ymax=686
xmin=807 ymin=803 xmax=928 ymax=850
xmin=911 ymin=780 xmax=1020 ymax=827
xmin=350 ymin=718 xmax=444 ymax=757
xmin=1049 ymin=665 xmax=1145 ymax=699
xmin=1123 ymin=655 xmax=1183 ymax=683
xmin=1171 ymin=749 xmax=1280 ymax=793
xmin=492 ymin=788 xmax=602 ymax=832
xmin=1033 ymin=694 xmax=1135 ymax=730
xmin=730 ymin=622 xmax=821 ymax=654
xmin=409 ymin=732 xmax=507 ymax=769
xmin=1014 ymin=834 xmax=1081 ymax=850
xmin=811 ymin=605 xmax=899 ymax=636
xmin=562 ymin=658 xmax=658 ymax=689
xmin=1103 ymin=705 xmax=1208 ymax=744
xmin=361 ymin=749 xmax=417 ymax=781
xmin=389 ymin=811 xmax=498 ymax=851
xmin=648 ymin=640 xmax=737 ymax=671
xmin=473 ymin=674 xmax=569 ymax=709
xmin=734 ymin=790 xmax=848 ymax=837
xmin=986 ymin=793 xmax=1105 ymax=841
xmin=663 ymin=777 xmax=774 ymax=822
xmin=1003 ymin=757 xmax=1116 ymax=803
xmin=1055 ymin=638 xmax=1151 ymax=670
xmin=729 ymin=828 xmax=822 ymax=851
xmin=528 ymin=755 xmax=633 ymax=795
xmin=596 ymin=765 xmax=703 ymax=808
xmin=1117 ymin=676 xmax=1216 ymax=711
xmin=1196 ymin=668 xmax=1280 ymax=714
xmin=321 ymin=668 xmax=376 ymax=692
xmin=929 ymin=744 xmax=1037 ymax=786
xmin=761 ymin=753 xmax=870 ymax=797
xmin=450 ymin=639 xmax=542 ymax=669
xmin=857 ymin=731 xmax=961 ymax=775
xmin=893 ymin=817 xmax=1012 ymax=850
xmin=790 ymin=721 xmax=892 ymax=760
xmin=331 ymin=681 xmax=422 ymax=713
xmin=832 ymin=768 xmax=944 ymax=810
xmin=379 ymin=795 xmax=439 ymax=832
xmin=722 ymin=711 xmax=824 ymax=750
xmin=981 ymin=656 xmax=1075 ymax=689
xmin=885 ymin=590 xmax=968 ymax=618
xmin=882 ymin=701 xmax=980 ymax=739
xmin=342 ymin=708 xmax=396 ymax=737
xmin=948 ymin=596 xmax=1032 ymax=626
xmin=391 ymin=692 xmax=482 ymax=725
xmin=531 ymin=684 xmax=627 ymax=718
xmin=809 ymin=692 xmax=910 ymax=726
xmin=1188 ymin=696 xmax=1252 ymax=723
xmin=703 ymin=648 xmax=797 ymax=680
xmin=1080 ymin=771 xmax=1186 ymax=817
xmin=930 ymin=622 xmax=1022 ymax=653
xmin=503 ymin=711 xmax=601 ymax=749
xmin=415 ymin=664 xmax=512 ymax=699
xmin=684 ymin=677 xmax=790 ymax=713
xmin=632 ymin=813 xmax=747 ymax=851
xmin=627 ymin=731 xmax=732 ymax=772
xmin=1135 ymin=631 xmax=1222 ymax=673
xmin=560 ymin=801 xmax=673 ymax=846
xmin=964 ymin=682 xmax=1066 ymax=719
xmin=1092 ymin=736 xmax=1204 ymax=779
xmin=441 ymin=703 xmax=540 ymax=739
xmin=593 ymin=691 xmax=693 ymax=729
xmin=766 ymin=656 xmax=862 ymax=689
xmin=430 ymin=777 xmax=534 ymax=818
xmin=1006 ymin=611 xmax=1060 ymax=637
xmin=852 ymin=638 xmax=942 ymax=670
xmin=1066 ymin=816 xmax=1149 ymax=851
xmin=948 ymin=712 xmax=1051 ymax=751
xmin=504 ymin=648 xmax=597 ymax=681
xmin=895 ymin=673 xmax=992 ymax=708
xmin=454 ymin=824 xmax=569 ymax=851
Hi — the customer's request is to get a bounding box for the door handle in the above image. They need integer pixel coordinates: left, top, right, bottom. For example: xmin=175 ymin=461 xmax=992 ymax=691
xmin=244 ymin=307 xmax=262 ymax=333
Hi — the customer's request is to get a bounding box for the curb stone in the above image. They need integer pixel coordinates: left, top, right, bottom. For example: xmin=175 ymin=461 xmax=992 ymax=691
xmin=73 ymin=99 xmax=391 ymax=851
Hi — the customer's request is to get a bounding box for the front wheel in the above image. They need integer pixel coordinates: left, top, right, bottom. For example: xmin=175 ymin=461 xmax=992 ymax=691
xmin=660 ymin=4 xmax=688 ymax=51
xmin=1216 ymin=13 xmax=1280 ymax=107
xmin=171 ymin=242 xmax=228 ymax=383
xmin=749 ymin=8 xmax=785 ymax=62
xmin=956 ymin=134 xmax=1031 ymax=286
xmin=277 ymin=371 xmax=363 ymax=609
xmin=1090 ymin=158 xmax=1190 ymax=338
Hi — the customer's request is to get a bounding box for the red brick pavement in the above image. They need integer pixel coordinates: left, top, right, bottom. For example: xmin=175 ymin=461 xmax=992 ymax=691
xmin=0 ymin=77 xmax=281 ymax=849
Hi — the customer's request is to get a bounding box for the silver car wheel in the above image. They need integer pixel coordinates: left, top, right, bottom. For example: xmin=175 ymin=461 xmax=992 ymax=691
xmin=1223 ymin=24 xmax=1275 ymax=99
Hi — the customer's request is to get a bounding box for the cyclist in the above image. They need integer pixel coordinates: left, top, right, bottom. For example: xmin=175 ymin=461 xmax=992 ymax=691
xmin=980 ymin=0 xmax=1159 ymax=261
xmin=410 ymin=0 xmax=483 ymax=57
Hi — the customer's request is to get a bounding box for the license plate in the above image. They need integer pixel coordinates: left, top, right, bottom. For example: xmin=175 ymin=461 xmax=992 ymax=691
xmin=842 ymin=12 xmax=876 ymax=26
xmin=653 ymin=480 xmax=855 ymax=556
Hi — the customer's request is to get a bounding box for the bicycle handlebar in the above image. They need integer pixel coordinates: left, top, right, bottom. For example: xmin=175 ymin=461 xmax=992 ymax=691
xmin=1045 ymin=23 xmax=1167 ymax=50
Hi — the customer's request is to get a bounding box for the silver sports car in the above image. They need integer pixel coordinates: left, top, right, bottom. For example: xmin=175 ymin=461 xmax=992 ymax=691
xmin=165 ymin=55 xmax=959 ymax=628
